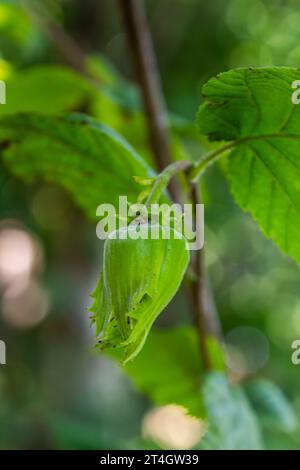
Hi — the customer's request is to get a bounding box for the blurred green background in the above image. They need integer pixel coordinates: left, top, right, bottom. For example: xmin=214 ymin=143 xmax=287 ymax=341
xmin=1 ymin=0 xmax=300 ymax=450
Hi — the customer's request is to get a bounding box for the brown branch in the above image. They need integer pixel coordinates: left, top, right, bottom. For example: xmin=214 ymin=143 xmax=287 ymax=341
xmin=117 ymin=0 xmax=181 ymax=202
xmin=26 ymin=1 xmax=92 ymax=79
xmin=188 ymin=183 xmax=222 ymax=371
xmin=40 ymin=19 xmax=88 ymax=75
xmin=118 ymin=0 xmax=222 ymax=371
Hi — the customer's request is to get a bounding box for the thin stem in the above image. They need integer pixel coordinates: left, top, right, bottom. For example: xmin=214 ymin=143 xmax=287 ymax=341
xmin=117 ymin=0 xmax=182 ymax=203
xmin=27 ymin=0 xmax=105 ymax=84
xmin=188 ymin=184 xmax=222 ymax=371
xmin=27 ymin=1 xmax=89 ymax=76
xmin=189 ymin=140 xmax=238 ymax=182
xmin=145 ymin=160 xmax=191 ymax=206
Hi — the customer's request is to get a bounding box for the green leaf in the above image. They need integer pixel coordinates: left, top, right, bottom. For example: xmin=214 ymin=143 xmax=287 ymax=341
xmin=0 ymin=65 xmax=96 ymax=115
xmin=123 ymin=327 xmax=224 ymax=418
xmin=200 ymin=373 xmax=263 ymax=450
xmin=124 ymin=327 xmax=205 ymax=418
xmin=244 ymin=379 xmax=297 ymax=433
xmin=0 ymin=113 xmax=153 ymax=219
xmin=197 ymin=67 xmax=300 ymax=263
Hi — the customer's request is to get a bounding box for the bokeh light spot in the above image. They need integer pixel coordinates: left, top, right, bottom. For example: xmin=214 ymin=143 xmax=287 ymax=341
xmin=225 ymin=326 xmax=269 ymax=376
xmin=142 ymin=404 xmax=205 ymax=450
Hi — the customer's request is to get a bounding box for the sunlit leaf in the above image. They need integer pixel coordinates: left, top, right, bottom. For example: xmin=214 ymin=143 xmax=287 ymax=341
xmin=0 ymin=65 xmax=96 ymax=115
xmin=198 ymin=67 xmax=300 ymax=263
xmin=0 ymin=113 xmax=153 ymax=219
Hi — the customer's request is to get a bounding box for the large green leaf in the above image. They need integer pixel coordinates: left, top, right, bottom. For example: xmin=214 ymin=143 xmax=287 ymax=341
xmin=124 ymin=327 xmax=224 ymax=418
xmin=197 ymin=67 xmax=300 ymax=263
xmin=0 ymin=65 xmax=96 ymax=115
xmin=124 ymin=327 xmax=205 ymax=418
xmin=200 ymin=373 xmax=263 ymax=450
xmin=0 ymin=113 xmax=153 ymax=219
